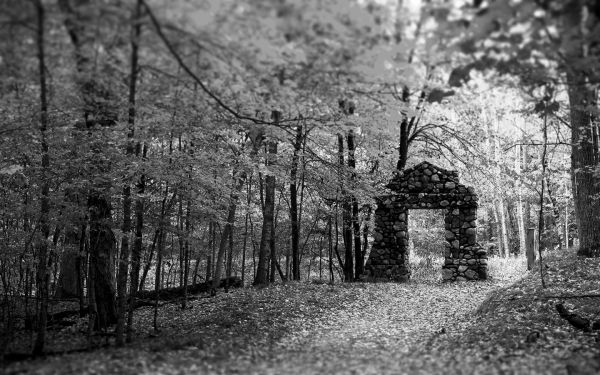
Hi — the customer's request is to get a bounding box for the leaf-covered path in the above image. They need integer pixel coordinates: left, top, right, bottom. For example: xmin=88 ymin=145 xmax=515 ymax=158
xmin=247 ymin=282 xmax=496 ymax=375
xmin=211 ymin=281 xmax=507 ymax=375
xmin=4 ymin=252 xmax=600 ymax=375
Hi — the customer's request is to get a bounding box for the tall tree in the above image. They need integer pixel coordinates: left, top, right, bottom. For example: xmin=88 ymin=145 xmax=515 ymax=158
xmin=562 ymin=1 xmax=600 ymax=257
xmin=32 ymin=0 xmax=51 ymax=356
xmin=116 ymin=0 xmax=142 ymax=346
xmin=289 ymin=123 xmax=303 ymax=281
xmin=58 ymin=0 xmax=119 ymax=328
xmin=254 ymin=111 xmax=280 ymax=285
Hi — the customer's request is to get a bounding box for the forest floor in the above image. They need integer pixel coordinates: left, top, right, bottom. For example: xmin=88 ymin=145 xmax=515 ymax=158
xmin=3 ymin=249 xmax=600 ymax=375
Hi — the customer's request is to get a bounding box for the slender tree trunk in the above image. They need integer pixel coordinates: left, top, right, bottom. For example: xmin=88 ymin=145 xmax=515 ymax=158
xmin=206 ymin=222 xmax=213 ymax=281
xmin=537 ymin=102 xmax=549 ymax=287
xmin=396 ymin=86 xmax=411 ymax=171
xmin=499 ymin=200 xmax=510 ymax=258
xmin=77 ymin=224 xmax=86 ymax=317
xmin=347 ymin=130 xmax=362 ymax=278
xmin=328 ymin=214 xmax=334 ymax=283
xmin=289 ymin=124 xmax=302 ymax=281
xmin=269 ymin=204 xmax=278 ymax=283
xmin=33 ymin=0 xmax=51 ymax=355
xmin=116 ymin=1 xmax=141 ymax=344
xmin=127 ymin=142 xmax=146 ymax=341
xmin=153 ymin=227 xmax=164 ymax=333
xmin=182 ymin=197 xmax=190 ymax=308
xmin=516 ymin=145 xmax=527 ymax=255
xmin=338 ymin=135 xmax=353 ymax=281
xmin=153 ymin=185 xmax=176 ymax=332
xmin=139 ymin=228 xmax=158 ymax=291
xmin=241 ymin=176 xmax=252 ymax=285
xmin=212 ymin=177 xmax=243 ymax=292
xmin=254 ymin=144 xmax=277 ymax=285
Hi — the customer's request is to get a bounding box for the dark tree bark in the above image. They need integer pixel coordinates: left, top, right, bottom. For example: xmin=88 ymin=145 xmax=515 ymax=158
xmin=116 ymin=0 xmax=142 ymax=346
xmin=88 ymin=192 xmax=117 ymax=329
xmin=563 ymin=2 xmax=600 ymax=257
xmin=139 ymin=228 xmax=159 ymax=291
xmin=396 ymin=86 xmax=410 ymax=171
xmin=347 ymin=130 xmax=363 ymax=279
xmin=127 ymin=143 xmax=146 ymax=342
xmin=269 ymin=206 xmax=278 ymax=283
xmin=328 ymin=214 xmax=334 ymax=283
xmin=254 ymin=111 xmax=280 ymax=286
xmin=241 ymin=176 xmax=252 ymax=285
xmin=55 ymin=228 xmax=82 ymax=299
xmin=338 ymin=134 xmax=353 ymax=281
xmin=289 ymin=124 xmax=303 ymax=280
xmin=213 ymin=190 xmax=240 ymax=291
xmin=58 ymin=0 xmax=119 ymax=329
xmin=32 ymin=0 xmax=51 ymax=356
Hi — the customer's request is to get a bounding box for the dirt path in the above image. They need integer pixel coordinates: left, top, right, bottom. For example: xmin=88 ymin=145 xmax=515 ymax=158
xmin=10 ymin=260 xmax=596 ymax=375
xmin=212 ymin=282 xmax=506 ymax=375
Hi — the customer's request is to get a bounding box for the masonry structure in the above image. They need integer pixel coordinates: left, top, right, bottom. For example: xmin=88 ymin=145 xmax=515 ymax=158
xmin=364 ymin=161 xmax=488 ymax=282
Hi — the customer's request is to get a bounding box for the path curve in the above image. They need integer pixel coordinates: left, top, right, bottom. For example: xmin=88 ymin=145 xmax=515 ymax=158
xmin=233 ymin=281 xmax=504 ymax=375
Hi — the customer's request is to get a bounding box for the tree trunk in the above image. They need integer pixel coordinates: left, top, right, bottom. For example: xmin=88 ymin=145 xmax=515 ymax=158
xmin=516 ymin=145 xmax=527 ymax=255
xmin=396 ymin=86 xmax=411 ymax=171
xmin=328 ymin=214 xmax=334 ymax=283
xmin=33 ymin=0 xmax=51 ymax=355
xmin=254 ymin=111 xmax=279 ymax=285
xmin=116 ymin=0 xmax=142 ymax=342
xmin=337 ymin=134 xmax=353 ymax=281
xmin=139 ymin=228 xmax=158 ymax=291
xmin=127 ymin=142 xmax=146 ymax=342
xmin=58 ymin=0 xmax=119 ymax=329
xmin=347 ymin=130 xmax=363 ymax=278
xmin=55 ymin=228 xmax=81 ymax=299
xmin=498 ymin=199 xmax=510 ymax=258
xmin=254 ymin=140 xmax=277 ymax=285
xmin=212 ymin=175 xmax=244 ymax=292
xmin=289 ymin=124 xmax=302 ymax=281
xmin=563 ymin=1 xmax=600 ymax=257
xmin=182 ymin=197 xmax=191 ymax=308
xmin=88 ymin=192 xmax=117 ymax=330
xmin=241 ymin=176 xmax=252 ymax=285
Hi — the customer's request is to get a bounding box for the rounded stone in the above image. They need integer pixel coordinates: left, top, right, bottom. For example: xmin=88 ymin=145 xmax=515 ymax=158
xmin=442 ymin=268 xmax=454 ymax=280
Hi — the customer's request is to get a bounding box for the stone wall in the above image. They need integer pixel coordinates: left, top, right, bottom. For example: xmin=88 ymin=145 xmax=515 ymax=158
xmin=365 ymin=161 xmax=488 ymax=282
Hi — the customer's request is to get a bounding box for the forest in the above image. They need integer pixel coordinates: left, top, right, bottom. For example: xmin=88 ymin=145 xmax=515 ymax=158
xmin=1 ymin=0 xmax=599 ymax=374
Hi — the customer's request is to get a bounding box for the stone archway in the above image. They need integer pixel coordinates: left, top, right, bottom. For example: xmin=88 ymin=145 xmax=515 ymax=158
xmin=365 ymin=161 xmax=488 ymax=282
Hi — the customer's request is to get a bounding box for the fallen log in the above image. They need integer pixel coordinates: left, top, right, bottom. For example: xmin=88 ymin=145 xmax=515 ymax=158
xmin=134 ymin=276 xmax=242 ymax=301
xmin=556 ymin=303 xmax=600 ymax=332
xmin=23 ymin=277 xmax=242 ymax=331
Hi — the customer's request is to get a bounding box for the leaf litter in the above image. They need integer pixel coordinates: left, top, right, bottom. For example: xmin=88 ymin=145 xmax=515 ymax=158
xmin=3 ymin=249 xmax=600 ymax=374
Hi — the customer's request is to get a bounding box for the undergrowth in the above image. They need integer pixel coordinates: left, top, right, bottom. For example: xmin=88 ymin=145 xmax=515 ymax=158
xmin=410 ymin=252 xmax=528 ymax=283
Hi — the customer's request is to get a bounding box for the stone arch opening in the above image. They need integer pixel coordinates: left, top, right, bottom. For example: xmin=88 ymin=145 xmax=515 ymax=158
xmin=365 ymin=161 xmax=488 ymax=282
xmin=407 ymin=209 xmax=446 ymax=278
